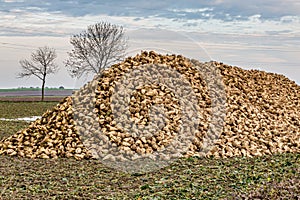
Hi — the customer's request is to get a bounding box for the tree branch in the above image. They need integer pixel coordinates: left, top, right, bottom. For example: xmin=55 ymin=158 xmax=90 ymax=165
xmin=65 ymin=21 xmax=128 ymax=78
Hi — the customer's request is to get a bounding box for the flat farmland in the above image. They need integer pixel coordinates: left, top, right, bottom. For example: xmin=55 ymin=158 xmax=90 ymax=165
xmin=0 ymin=101 xmax=299 ymax=199
xmin=0 ymin=89 xmax=74 ymax=101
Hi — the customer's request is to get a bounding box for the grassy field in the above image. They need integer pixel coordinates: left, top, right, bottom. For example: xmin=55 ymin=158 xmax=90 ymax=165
xmin=0 ymin=101 xmax=299 ymax=199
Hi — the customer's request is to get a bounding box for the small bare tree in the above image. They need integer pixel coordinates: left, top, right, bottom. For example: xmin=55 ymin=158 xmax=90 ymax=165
xmin=17 ymin=46 xmax=58 ymax=101
xmin=65 ymin=22 xmax=128 ymax=78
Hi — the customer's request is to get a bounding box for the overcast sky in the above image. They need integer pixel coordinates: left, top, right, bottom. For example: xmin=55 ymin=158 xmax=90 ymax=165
xmin=0 ymin=0 xmax=299 ymax=88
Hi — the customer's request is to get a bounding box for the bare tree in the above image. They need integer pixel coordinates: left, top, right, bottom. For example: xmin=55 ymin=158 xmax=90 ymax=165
xmin=65 ymin=21 xmax=128 ymax=78
xmin=17 ymin=46 xmax=58 ymax=101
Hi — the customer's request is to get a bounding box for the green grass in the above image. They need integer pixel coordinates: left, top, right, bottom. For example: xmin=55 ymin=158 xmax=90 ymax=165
xmin=0 ymin=101 xmax=58 ymax=140
xmin=0 ymin=101 xmax=58 ymax=119
xmin=0 ymin=101 xmax=299 ymax=199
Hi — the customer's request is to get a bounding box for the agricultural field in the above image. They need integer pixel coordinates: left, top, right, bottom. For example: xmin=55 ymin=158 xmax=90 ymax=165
xmin=0 ymin=89 xmax=74 ymax=102
xmin=0 ymin=101 xmax=299 ymax=199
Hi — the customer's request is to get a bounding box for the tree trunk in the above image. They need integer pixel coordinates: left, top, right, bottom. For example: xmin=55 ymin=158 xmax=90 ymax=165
xmin=41 ymin=77 xmax=45 ymax=102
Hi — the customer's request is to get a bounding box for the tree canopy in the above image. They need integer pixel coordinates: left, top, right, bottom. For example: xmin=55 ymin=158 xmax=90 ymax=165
xmin=18 ymin=46 xmax=58 ymax=101
xmin=65 ymin=22 xmax=128 ymax=78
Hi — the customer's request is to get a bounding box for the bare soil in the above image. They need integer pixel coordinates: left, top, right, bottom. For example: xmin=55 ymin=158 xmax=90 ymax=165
xmin=0 ymin=96 xmax=67 ymax=102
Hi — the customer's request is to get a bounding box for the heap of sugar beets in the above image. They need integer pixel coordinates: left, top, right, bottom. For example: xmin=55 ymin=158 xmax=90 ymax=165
xmin=0 ymin=51 xmax=299 ymax=160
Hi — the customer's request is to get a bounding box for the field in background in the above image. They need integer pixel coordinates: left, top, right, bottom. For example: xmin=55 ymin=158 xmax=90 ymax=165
xmin=0 ymin=96 xmax=67 ymax=102
xmin=0 ymin=101 xmax=299 ymax=199
xmin=0 ymin=88 xmax=73 ymax=91
xmin=0 ymin=88 xmax=74 ymax=102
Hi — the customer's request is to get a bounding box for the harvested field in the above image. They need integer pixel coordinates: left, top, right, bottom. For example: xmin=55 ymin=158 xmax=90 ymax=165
xmin=0 ymin=89 xmax=73 ymax=97
xmin=0 ymin=89 xmax=74 ymax=102
xmin=0 ymin=96 xmax=66 ymax=102
xmin=0 ymin=51 xmax=299 ymax=198
xmin=0 ymin=146 xmax=299 ymax=199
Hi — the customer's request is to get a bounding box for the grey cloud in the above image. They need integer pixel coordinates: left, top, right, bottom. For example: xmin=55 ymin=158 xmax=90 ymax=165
xmin=204 ymin=0 xmax=300 ymax=19
xmin=1 ymin=0 xmax=299 ymax=22
xmin=183 ymin=22 xmax=199 ymax=27
xmin=0 ymin=0 xmax=299 ymax=37
xmin=265 ymin=30 xmax=293 ymax=35
xmin=0 ymin=26 xmax=66 ymax=36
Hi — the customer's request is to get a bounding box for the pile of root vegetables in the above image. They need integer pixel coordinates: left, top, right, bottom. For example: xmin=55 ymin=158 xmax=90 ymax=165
xmin=0 ymin=51 xmax=299 ymax=160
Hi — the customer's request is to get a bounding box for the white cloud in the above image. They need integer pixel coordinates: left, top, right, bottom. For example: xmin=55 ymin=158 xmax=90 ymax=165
xmin=248 ymin=14 xmax=262 ymax=22
xmin=0 ymin=8 xmax=299 ymax=38
xmin=169 ymin=8 xmax=214 ymax=13
xmin=0 ymin=0 xmax=299 ymax=38
xmin=3 ymin=0 xmax=24 ymax=2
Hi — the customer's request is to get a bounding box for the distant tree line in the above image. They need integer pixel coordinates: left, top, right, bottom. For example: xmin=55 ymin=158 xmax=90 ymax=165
xmin=15 ymin=86 xmax=66 ymax=90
